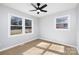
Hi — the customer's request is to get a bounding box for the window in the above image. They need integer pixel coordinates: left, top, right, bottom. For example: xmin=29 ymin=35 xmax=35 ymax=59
xmin=9 ymin=14 xmax=33 ymax=36
xmin=10 ymin=16 xmax=22 ymax=35
xmin=25 ymin=19 xmax=32 ymax=33
xmin=56 ymin=16 xmax=69 ymax=29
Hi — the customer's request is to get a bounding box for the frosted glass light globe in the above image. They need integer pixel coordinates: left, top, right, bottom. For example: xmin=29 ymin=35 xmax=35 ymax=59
xmin=37 ymin=10 xmax=40 ymax=12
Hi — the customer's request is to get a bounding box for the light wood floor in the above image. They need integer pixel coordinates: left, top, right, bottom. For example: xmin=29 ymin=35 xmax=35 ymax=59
xmin=0 ymin=39 xmax=78 ymax=55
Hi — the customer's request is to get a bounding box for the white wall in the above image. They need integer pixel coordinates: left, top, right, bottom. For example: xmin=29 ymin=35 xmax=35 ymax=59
xmin=0 ymin=4 xmax=39 ymax=50
xmin=39 ymin=8 xmax=77 ymax=47
xmin=76 ymin=4 xmax=79 ymax=53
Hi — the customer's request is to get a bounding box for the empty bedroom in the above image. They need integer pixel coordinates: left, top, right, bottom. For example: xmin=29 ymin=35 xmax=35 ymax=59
xmin=0 ymin=3 xmax=79 ymax=55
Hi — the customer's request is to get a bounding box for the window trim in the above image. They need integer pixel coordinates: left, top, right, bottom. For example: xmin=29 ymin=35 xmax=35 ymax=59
xmin=55 ymin=15 xmax=70 ymax=30
xmin=8 ymin=14 xmax=24 ymax=37
xmin=8 ymin=13 xmax=34 ymax=38
xmin=25 ymin=18 xmax=33 ymax=34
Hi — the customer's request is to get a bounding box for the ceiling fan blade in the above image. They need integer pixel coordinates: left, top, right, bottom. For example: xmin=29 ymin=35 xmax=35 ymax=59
xmin=31 ymin=3 xmax=37 ymax=9
xmin=40 ymin=4 xmax=47 ymax=10
xmin=30 ymin=10 xmax=37 ymax=11
xmin=40 ymin=10 xmax=47 ymax=12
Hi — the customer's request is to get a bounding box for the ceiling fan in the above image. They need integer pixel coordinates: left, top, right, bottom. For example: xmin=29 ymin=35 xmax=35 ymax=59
xmin=30 ymin=3 xmax=47 ymax=14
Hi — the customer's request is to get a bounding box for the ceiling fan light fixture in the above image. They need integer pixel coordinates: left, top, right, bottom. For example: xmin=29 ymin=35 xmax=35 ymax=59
xmin=37 ymin=12 xmax=40 ymax=14
xmin=37 ymin=10 xmax=40 ymax=12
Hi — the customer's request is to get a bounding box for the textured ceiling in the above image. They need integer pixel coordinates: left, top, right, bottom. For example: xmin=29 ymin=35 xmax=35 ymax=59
xmin=2 ymin=3 xmax=77 ymax=18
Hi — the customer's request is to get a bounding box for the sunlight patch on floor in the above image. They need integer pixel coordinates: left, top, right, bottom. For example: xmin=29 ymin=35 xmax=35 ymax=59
xmin=36 ymin=42 xmax=50 ymax=49
xmin=49 ymin=44 xmax=64 ymax=53
xmin=22 ymin=47 xmax=44 ymax=55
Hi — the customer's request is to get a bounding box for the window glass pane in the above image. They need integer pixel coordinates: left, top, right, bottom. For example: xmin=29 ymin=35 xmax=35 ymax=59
xmin=25 ymin=27 xmax=32 ymax=33
xmin=56 ymin=23 xmax=68 ymax=29
xmin=56 ymin=16 xmax=68 ymax=24
xmin=25 ymin=19 xmax=32 ymax=27
xmin=25 ymin=19 xmax=32 ymax=33
xmin=11 ymin=26 xmax=22 ymax=35
xmin=11 ymin=16 xmax=22 ymax=25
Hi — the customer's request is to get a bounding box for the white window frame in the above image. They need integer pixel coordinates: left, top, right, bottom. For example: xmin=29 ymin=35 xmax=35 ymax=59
xmin=8 ymin=14 xmax=24 ymax=37
xmin=8 ymin=13 xmax=34 ymax=38
xmin=55 ymin=15 xmax=70 ymax=30
xmin=24 ymin=18 xmax=34 ymax=35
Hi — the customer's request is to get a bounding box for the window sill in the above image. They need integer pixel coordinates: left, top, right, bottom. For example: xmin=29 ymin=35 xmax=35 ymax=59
xmin=8 ymin=32 xmax=33 ymax=38
xmin=9 ymin=34 xmax=24 ymax=38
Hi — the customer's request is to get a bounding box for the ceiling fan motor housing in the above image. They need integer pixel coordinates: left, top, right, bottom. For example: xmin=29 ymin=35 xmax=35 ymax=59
xmin=30 ymin=3 xmax=47 ymax=14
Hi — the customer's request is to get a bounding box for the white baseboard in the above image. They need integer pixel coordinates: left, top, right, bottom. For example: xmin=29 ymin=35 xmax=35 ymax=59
xmin=39 ymin=37 xmax=76 ymax=48
xmin=0 ymin=39 xmax=36 ymax=52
